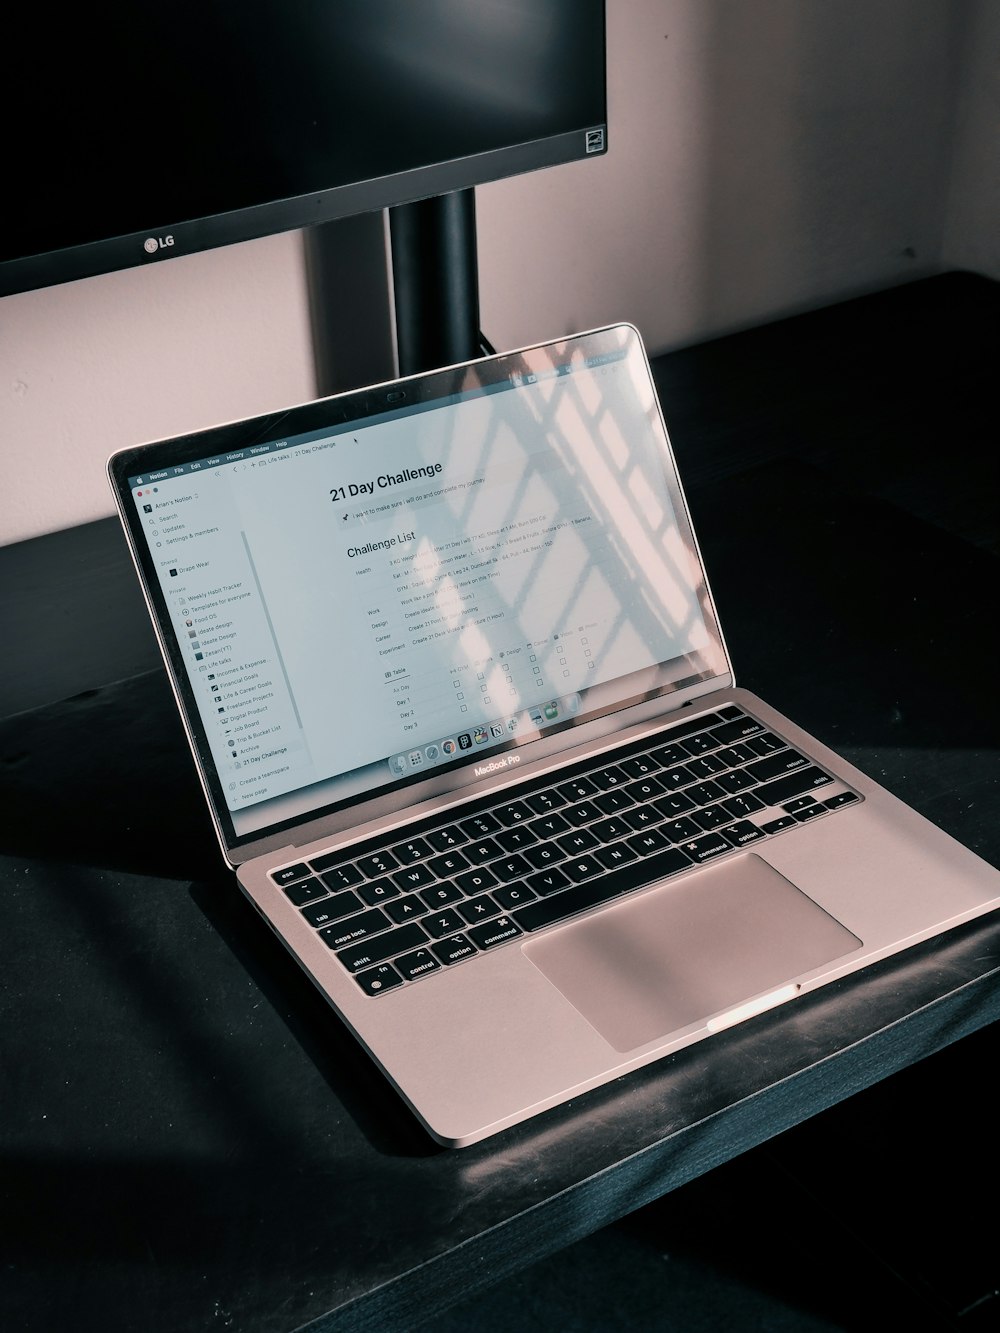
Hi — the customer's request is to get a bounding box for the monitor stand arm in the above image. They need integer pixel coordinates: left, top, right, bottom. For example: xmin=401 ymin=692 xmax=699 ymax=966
xmin=304 ymin=187 xmax=491 ymax=396
xmin=388 ymin=187 xmax=487 ymax=376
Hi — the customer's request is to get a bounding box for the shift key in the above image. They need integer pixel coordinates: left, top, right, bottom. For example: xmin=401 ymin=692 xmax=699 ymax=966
xmin=754 ymin=766 xmax=832 ymax=807
xmin=333 ymin=922 xmax=428 ymax=971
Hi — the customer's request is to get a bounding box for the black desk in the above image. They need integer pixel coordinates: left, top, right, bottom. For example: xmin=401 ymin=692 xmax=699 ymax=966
xmin=2 ymin=274 xmax=998 ymax=1332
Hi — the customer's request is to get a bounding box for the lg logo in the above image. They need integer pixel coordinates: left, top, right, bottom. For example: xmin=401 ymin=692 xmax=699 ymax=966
xmin=143 ymin=235 xmax=175 ymax=254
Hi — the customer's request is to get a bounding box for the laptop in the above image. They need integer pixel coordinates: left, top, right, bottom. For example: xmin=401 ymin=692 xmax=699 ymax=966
xmin=108 ymin=323 xmax=1000 ymax=1147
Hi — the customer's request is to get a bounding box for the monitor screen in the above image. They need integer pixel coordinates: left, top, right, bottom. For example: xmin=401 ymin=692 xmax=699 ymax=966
xmin=2 ymin=1 xmax=607 ymax=297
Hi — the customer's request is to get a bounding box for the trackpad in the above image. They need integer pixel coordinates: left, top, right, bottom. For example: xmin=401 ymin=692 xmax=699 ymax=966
xmin=523 ymin=854 xmax=862 ymax=1052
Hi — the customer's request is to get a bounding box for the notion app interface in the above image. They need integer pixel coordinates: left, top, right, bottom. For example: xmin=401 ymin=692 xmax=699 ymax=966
xmin=129 ymin=337 xmax=715 ymax=837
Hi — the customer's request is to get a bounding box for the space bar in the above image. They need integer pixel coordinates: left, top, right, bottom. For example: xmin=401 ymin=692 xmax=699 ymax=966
xmin=512 ymin=847 xmax=693 ymax=933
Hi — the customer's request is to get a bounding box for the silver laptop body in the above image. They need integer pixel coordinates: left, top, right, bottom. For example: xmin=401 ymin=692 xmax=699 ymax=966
xmin=108 ymin=323 xmax=1000 ymax=1146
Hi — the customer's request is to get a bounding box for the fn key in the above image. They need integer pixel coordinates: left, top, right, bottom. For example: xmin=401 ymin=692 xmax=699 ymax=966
xmin=354 ymin=964 xmax=404 ymax=996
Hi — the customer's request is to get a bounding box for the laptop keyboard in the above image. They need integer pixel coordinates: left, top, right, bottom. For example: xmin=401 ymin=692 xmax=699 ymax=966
xmin=269 ymin=705 xmax=859 ymax=996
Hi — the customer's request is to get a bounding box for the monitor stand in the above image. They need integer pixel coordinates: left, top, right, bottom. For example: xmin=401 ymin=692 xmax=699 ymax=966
xmin=388 ymin=187 xmax=485 ymax=376
xmin=304 ymin=188 xmax=490 ymax=397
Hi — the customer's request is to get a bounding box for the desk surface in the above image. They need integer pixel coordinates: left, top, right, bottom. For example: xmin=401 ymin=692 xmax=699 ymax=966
xmin=2 ymin=274 xmax=998 ymax=1333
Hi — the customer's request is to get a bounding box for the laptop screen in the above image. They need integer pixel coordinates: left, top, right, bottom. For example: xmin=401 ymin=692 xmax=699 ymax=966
xmin=110 ymin=325 xmax=729 ymax=849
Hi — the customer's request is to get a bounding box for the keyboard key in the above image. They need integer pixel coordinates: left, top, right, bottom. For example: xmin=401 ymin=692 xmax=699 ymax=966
xmin=658 ymin=764 xmax=697 ymax=790
xmin=496 ymin=825 xmax=539 ymax=853
xmin=320 ymin=908 xmax=391 ymax=950
xmin=754 ymin=766 xmax=833 ymax=806
xmin=691 ymin=804 xmax=731 ymax=831
xmin=627 ymin=776 xmax=665 ymax=800
xmin=271 ymin=862 xmax=311 ymax=887
xmin=309 ymin=888 xmax=364 ymax=922
xmin=556 ymin=777 xmax=597 ymax=802
xmin=282 ymin=876 xmax=328 ymax=907
xmin=467 ymin=916 xmax=523 ymax=950
xmin=424 ymin=908 xmax=467 ymax=939
xmin=761 ymin=815 xmax=797 ymax=834
xmin=793 ymin=804 xmax=827 ymax=822
xmin=746 ymin=751 xmax=809 ymax=783
xmin=455 ymin=867 xmax=499 ymax=895
xmin=677 ymin=731 xmax=718 ymax=756
xmin=427 ymin=824 xmax=468 ymax=852
xmin=527 ymin=868 xmax=571 ymax=896
xmin=385 ymin=894 xmax=429 ymax=924
xmin=392 ymin=837 xmax=433 ymax=863
xmin=465 ymin=837 xmax=503 ymax=863
xmin=684 ymin=754 xmax=727 ymax=779
xmin=590 ymin=765 xmax=629 ymax=789
xmin=531 ymin=812 xmax=570 ymax=838
xmin=558 ymin=829 xmax=599 ymax=856
xmin=653 ymin=792 xmax=695 ymax=818
xmin=562 ymin=799 xmax=602 ymax=828
xmin=357 ymin=877 xmax=401 ymax=907
xmin=357 ymin=850 xmax=399 ymax=878
xmin=720 ymin=793 xmax=765 ymax=819
xmin=394 ymin=948 xmax=441 ymax=981
xmin=783 ymin=796 xmax=819 ymax=815
xmin=494 ymin=800 xmax=532 ymax=826
xmin=336 ymin=922 xmax=428 ymax=972
xmin=564 ymin=855 xmax=603 ymax=883
xmin=354 ymin=964 xmax=404 ymax=996
xmin=420 ymin=881 xmax=463 ymax=909
xmin=392 ymin=863 xmax=436 ymax=892
xmin=593 ymin=815 xmax=635 ymax=841
xmin=428 ymin=851 xmax=470 ymax=878
xmin=514 ymin=846 xmax=692 ymax=932
xmin=493 ymin=882 xmax=539 ymax=911
xmin=620 ymin=754 xmax=662 ymax=778
xmin=320 ymin=863 xmax=364 ymax=891
xmin=650 ymin=742 xmax=690 ymax=767
xmin=459 ymin=893 xmax=503 ymax=924
xmin=715 ymin=769 xmax=758 ymax=794
xmin=493 ymin=854 xmax=531 ymax=883
xmin=594 ymin=788 xmax=635 ymax=815
xmin=301 ymin=899 xmax=346 ymax=928
xmin=714 ymin=743 xmax=757 ymax=767
xmin=685 ymin=780 xmax=725 ymax=805
xmin=721 ymin=820 xmax=767 ymax=849
xmin=627 ymin=828 xmax=671 ymax=855
xmin=823 ymin=791 xmax=860 ymax=810
xmin=678 ymin=832 xmax=731 ymax=863
xmin=746 ymin=732 xmax=786 ymax=756
xmin=460 ymin=813 xmax=501 ymax=838
xmin=594 ymin=842 xmax=639 ymax=870
xmin=662 ymin=817 xmax=701 ymax=842
xmin=431 ymin=934 xmax=478 ymax=966
xmin=621 ymin=807 xmax=660 ymax=832
xmin=711 ymin=717 xmax=765 ymax=744
xmin=523 ymin=843 xmax=564 ymax=869
xmin=525 ymin=789 xmax=568 ymax=815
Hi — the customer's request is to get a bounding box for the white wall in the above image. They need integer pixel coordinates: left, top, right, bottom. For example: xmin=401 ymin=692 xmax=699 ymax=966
xmin=1 ymin=0 xmax=992 ymax=548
